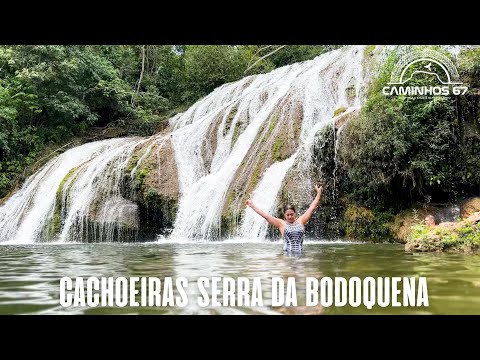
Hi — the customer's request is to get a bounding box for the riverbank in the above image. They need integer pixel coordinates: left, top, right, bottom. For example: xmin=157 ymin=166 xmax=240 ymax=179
xmin=406 ymin=211 xmax=480 ymax=253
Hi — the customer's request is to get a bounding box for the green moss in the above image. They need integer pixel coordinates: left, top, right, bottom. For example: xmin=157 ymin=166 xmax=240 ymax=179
xmin=134 ymin=166 xmax=151 ymax=190
xmin=272 ymin=138 xmax=286 ymax=161
xmin=138 ymin=187 xmax=178 ymax=239
xmin=46 ymin=166 xmax=79 ymax=240
xmin=67 ymin=171 xmax=80 ymax=194
xmin=221 ymin=210 xmax=242 ymax=236
xmin=333 ymin=107 xmax=347 ymax=117
xmin=343 ymin=204 xmax=394 ymax=242
xmin=364 ymin=45 xmax=375 ymax=57
xmin=267 ymin=114 xmax=278 ymax=136
xmin=226 ymin=190 xmax=237 ymax=210
xmin=138 ymin=167 xmax=150 ymax=181
xmin=126 ymin=154 xmax=140 ymax=173
xmin=259 ymin=150 xmax=266 ymax=162
xmin=261 ymin=114 xmax=278 ymax=145
xmin=143 ymin=186 xmax=177 ymax=221
xmin=143 ymin=188 xmax=161 ymax=210
xmin=226 ymin=190 xmax=236 ymax=209
xmin=224 ymin=105 xmax=238 ymax=136
xmin=231 ymin=121 xmax=242 ymax=148
xmin=125 ymin=145 xmax=151 ymax=173
xmin=246 ymin=163 xmax=263 ymax=196
xmin=56 ymin=167 xmax=78 ymax=199
xmin=220 ymin=189 xmax=243 ymax=236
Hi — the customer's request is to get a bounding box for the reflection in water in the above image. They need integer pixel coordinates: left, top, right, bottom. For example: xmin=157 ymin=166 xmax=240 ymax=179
xmin=0 ymin=242 xmax=480 ymax=314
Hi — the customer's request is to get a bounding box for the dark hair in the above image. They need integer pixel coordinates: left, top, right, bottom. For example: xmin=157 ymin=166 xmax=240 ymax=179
xmin=283 ymin=204 xmax=296 ymax=213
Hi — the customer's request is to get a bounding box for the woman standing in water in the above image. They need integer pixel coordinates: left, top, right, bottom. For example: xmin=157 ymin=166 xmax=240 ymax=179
xmin=246 ymin=184 xmax=324 ymax=252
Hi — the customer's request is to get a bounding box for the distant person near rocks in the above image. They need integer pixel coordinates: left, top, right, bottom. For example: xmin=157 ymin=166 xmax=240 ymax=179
xmin=424 ymin=214 xmax=436 ymax=228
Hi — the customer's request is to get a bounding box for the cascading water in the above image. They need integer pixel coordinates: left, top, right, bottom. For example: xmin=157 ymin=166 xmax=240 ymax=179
xmin=169 ymin=45 xmax=369 ymax=240
xmin=0 ymin=138 xmax=142 ymax=243
xmin=54 ymin=138 xmax=145 ymax=243
xmin=169 ymin=64 xmax=307 ymax=240
xmin=239 ymin=154 xmax=297 ymax=239
xmin=0 ymin=45 xmax=373 ymax=243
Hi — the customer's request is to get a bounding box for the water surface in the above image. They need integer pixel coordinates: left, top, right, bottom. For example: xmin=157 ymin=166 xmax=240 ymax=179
xmin=1 ymin=241 xmax=479 ymax=314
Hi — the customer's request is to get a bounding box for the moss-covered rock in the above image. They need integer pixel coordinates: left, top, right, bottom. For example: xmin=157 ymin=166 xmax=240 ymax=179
xmin=406 ymin=211 xmax=480 ymax=253
xmin=364 ymin=45 xmax=376 ymax=57
xmin=333 ymin=107 xmax=347 ymax=117
xmin=122 ymin=133 xmax=180 ymax=240
xmin=334 ymin=107 xmax=360 ymax=129
xmin=277 ymin=122 xmax=336 ymax=239
xmin=343 ymin=204 xmax=395 ymax=242
xmin=223 ymin=105 xmax=238 ymax=136
xmin=272 ymin=138 xmax=287 ymax=162
xmin=139 ymin=187 xmax=178 ymax=239
xmin=220 ymin=209 xmax=242 ymax=237
xmin=390 ymin=207 xmax=429 ymax=243
xmin=44 ymin=166 xmax=79 ymax=240
xmin=231 ymin=121 xmax=242 ymax=148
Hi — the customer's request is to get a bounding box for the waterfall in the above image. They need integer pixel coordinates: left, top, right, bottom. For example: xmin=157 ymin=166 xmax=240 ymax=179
xmin=239 ymin=154 xmax=297 ymax=239
xmin=0 ymin=138 xmax=144 ymax=243
xmin=170 ymin=45 xmax=368 ymax=240
xmin=54 ymin=138 xmax=144 ymax=243
xmin=0 ymin=45 xmax=372 ymax=243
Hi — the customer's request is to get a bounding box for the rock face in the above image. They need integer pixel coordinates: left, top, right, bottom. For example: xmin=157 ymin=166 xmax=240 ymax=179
xmin=124 ymin=130 xmax=180 ymax=240
xmin=405 ymin=211 xmax=480 ymax=253
xmin=221 ymin=98 xmax=303 ymax=236
xmin=461 ymin=197 xmax=480 ymax=218
xmin=83 ymin=198 xmax=140 ymax=242
xmin=390 ymin=208 xmax=429 ymax=244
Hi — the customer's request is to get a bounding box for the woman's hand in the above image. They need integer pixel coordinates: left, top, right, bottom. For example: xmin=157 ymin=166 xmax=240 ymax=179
xmin=246 ymin=199 xmax=254 ymax=207
xmin=315 ymin=184 xmax=324 ymax=194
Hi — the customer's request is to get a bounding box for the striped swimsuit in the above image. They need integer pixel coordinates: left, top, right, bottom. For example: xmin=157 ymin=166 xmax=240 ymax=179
xmin=283 ymin=221 xmax=305 ymax=252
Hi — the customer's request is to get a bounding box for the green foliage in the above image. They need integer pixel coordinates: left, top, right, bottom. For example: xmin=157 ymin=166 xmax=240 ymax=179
xmin=240 ymin=45 xmax=341 ymax=76
xmin=260 ymin=45 xmax=340 ymax=68
xmin=343 ymin=205 xmax=395 ymax=242
xmin=458 ymin=48 xmax=480 ymax=87
xmin=408 ymin=221 xmax=480 ymax=252
xmin=144 ymin=187 xmax=160 ymax=209
xmin=184 ymin=46 xmax=249 ymax=100
xmin=182 ymin=45 xmax=340 ymax=99
xmin=0 ymin=45 xmax=167 ymax=197
xmin=0 ymin=44 xmax=343 ymax=199
xmin=338 ymin=46 xmax=480 ymax=211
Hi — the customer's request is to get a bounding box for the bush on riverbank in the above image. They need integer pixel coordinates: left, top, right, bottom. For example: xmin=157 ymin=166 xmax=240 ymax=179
xmin=406 ymin=212 xmax=480 ymax=253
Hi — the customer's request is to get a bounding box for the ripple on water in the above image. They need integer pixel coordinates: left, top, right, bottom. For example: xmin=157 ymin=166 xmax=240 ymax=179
xmin=0 ymin=242 xmax=479 ymax=314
